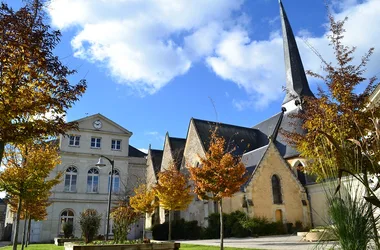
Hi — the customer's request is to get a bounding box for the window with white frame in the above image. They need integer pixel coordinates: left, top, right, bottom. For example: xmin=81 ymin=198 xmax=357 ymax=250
xmin=69 ymin=135 xmax=80 ymax=146
xmin=64 ymin=166 xmax=77 ymax=192
xmin=91 ymin=137 xmax=101 ymax=149
xmin=60 ymin=209 xmax=74 ymax=233
xmin=108 ymin=169 xmax=120 ymax=194
xmin=87 ymin=168 xmax=99 ymax=193
xmin=111 ymin=139 xmax=121 ymax=150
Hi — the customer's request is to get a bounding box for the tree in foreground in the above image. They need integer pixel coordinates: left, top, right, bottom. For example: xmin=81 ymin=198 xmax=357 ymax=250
xmin=129 ymin=184 xmax=158 ymax=239
xmin=0 ymin=0 xmax=87 ymax=162
xmin=188 ymin=131 xmax=247 ymax=250
xmin=154 ymin=163 xmax=193 ymax=241
xmin=283 ymin=14 xmax=380 ymax=248
xmin=79 ymin=209 xmax=102 ymax=244
xmin=0 ymin=141 xmax=62 ymax=250
xmin=111 ymin=201 xmax=140 ymax=243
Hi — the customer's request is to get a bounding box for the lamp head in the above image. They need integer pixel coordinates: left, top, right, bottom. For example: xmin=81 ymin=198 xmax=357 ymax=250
xmin=96 ymin=157 xmax=106 ymax=167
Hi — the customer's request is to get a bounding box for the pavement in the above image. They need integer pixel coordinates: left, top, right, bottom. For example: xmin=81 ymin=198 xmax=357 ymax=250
xmin=0 ymin=242 xmax=11 ymax=248
xmin=177 ymin=235 xmax=337 ymax=250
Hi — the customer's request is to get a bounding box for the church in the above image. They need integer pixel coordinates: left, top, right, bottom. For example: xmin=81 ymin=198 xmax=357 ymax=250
xmin=146 ymin=0 xmax=330 ymax=230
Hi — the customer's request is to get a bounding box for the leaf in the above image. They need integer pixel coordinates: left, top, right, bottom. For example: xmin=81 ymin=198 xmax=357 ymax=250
xmin=364 ymin=196 xmax=380 ymax=208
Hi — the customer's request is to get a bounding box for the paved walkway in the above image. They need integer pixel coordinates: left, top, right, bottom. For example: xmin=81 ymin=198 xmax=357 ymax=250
xmin=0 ymin=241 xmax=11 ymax=248
xmin=177 ymin=236 xmax=337 ymax=250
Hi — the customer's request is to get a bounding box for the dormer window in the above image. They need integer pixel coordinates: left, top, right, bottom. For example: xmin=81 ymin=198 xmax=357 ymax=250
xmin=111 ymin=139 xmax=121 ymax=151
xmin=91 ymin=137 xmax=101 ymax=149
xmin=69 ymin=135 xmax=80 ymax=147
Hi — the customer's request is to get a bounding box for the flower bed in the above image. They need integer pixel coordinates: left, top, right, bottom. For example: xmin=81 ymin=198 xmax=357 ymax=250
xmin=64 ymin=242 xmax=180 ymax=250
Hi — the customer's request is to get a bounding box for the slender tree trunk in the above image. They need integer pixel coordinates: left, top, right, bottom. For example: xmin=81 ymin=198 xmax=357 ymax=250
xmin=26 ymin=217 xmax=31 ymax=247
xmin=12 ymin=197 xmax=22 ymax=250
xmin=168 ymin=210 xmax=172 ymax=241
xmin=219 ymin=200 xmax=223 ymax=250
xmin=21 ymin=212 xmax=28 ymax=250
xmin=142 ymin=215 xmax=145 ymax=239
xmin=0 ymin=141 xmax=5 ymax=165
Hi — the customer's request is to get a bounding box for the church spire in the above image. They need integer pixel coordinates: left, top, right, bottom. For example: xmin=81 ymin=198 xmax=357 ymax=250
xmin=279 ymin=0 xmax=314 ymax=109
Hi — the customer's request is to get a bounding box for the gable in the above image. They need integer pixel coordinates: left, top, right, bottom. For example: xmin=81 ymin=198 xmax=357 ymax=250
xmin=73 ymin=113 xmax=132 ymax=136
xmin=247 ymin=142 xmax=305 ymax=193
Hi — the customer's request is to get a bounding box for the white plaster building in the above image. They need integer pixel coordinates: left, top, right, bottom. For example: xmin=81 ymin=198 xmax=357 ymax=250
xmin=8 ymin=114 xmax=147 ymax=243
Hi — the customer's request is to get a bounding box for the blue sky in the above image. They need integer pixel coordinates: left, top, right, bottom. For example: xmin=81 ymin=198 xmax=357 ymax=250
xmin=4 ymin=0 xmax=380 ymax=152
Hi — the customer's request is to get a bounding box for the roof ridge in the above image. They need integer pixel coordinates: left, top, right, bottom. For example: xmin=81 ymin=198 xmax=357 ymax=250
xmin=192 ymin=118 xmax=256 ymax=131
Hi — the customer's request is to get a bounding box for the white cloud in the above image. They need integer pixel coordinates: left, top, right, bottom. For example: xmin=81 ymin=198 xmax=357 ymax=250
xmin=47 ymin=0 xmax=243 ymax=94
xmin=47 ymin=0 xmax=380 ymax=108
xmin=137 ymin=148 xmax=148 ymax=154
xmin=207 ymin=0 xmax=380 ymax=109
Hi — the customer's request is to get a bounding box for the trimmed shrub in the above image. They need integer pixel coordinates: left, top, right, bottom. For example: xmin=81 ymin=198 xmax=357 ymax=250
xmin=152 ymin=219 xmax=202 ymax=240
xmin=62 ymin=221 xmax=74 ymax=238
xmin=79 ymin=209 xmax=102 ymax=243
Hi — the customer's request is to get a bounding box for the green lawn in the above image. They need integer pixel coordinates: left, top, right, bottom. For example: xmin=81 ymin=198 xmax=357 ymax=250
xmin=0 ymin=244 xmax=261 ymax=250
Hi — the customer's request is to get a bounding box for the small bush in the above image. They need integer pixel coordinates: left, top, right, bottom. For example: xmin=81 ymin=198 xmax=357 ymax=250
xmin=62 ymin=221 xmax=74 ymax=238
xmin=152 ymin=219 xmax=202 ymax=240
xmin=79 ymin=209 xmax=102 ymax=244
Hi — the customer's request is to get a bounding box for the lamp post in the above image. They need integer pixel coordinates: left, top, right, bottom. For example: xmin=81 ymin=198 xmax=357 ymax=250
xmin=96 ymin=155 xmax=114 ymax=241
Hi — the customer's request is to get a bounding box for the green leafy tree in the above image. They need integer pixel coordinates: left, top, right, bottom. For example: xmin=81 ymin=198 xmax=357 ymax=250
xmin=0 ymin=0 xmax=87 ymax=161
xmin=188 ymin=130 xmax=247 ymax=250
xmin=79 ymin=209 xmax=102 ymax=244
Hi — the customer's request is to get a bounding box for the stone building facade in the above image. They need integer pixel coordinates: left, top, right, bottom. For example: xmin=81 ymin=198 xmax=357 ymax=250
xmin=7 ymin=114 xmax=147 ymax=243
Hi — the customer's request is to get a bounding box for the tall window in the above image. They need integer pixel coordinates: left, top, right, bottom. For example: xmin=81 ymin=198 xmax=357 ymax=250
xmin=111 ymin=139 xmax=121 ymax=150
xmin=91 ymin=137 xmax=101 ymax=149
xmin=64 ymin=166 xmax=77 ymax=192
xmin=69 ymin=135 xmax=80 ymax=146
xmin=60 ymin=209 xmax=74 ymax=233
xmin=271 ymin=175 xmax=283 ymax=204
xmin=108 ymin=169 xmax=120 ymax=193
xmin=87 ymin=168 xmax=99 ymax=193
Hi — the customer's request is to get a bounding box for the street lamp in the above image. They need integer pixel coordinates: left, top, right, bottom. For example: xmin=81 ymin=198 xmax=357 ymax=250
xmin=96 ymin=155 xmax=114 ymax=241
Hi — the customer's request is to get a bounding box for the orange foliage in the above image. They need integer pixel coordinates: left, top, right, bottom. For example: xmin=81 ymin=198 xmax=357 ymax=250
xmin=188 ymin=130 xmax=247 ymax=201
xmin=154 ymin=163 xmax=193 ymax=211
xmin=130 ymin=184 xmax=158 ymax=215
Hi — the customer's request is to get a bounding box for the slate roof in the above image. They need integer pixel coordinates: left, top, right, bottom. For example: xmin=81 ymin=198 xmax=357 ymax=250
xmin=240 ymin=145 xmax=269 ymax=191
xmin=168 ymin=137 xmax=186 ymax=170
xmin=192 ymin=118 xmax=260 ymax=156
xmin=128 ymin=145 xmax=147 ymax=158
xmin=252 ymin=109 xmax=303 ymax=159
xmin=279 ymin=0 xmax=314 ymax=105
xmin=150 ymin=149 xmax=163 ymax=177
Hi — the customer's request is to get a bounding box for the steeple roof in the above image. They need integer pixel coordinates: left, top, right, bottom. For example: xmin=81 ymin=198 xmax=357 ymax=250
xmin=279 ymin=0 xmax=314 ymax=105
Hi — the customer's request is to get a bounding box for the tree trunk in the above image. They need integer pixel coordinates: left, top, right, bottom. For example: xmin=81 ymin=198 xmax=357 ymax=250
xmin=26 ymin=217 xmax=31 ymax=247
xmin=219 ymin=200 xmax=223 ymax=250
xmin=142 ymin=215 xmax=145 ymax=239
xmin=21 ymin=212 xmax=28 ymax=250
xmin=12 ymin=197 xmax=22 ymax=250
xmin=168 ymin=210 xmax=172 ymax=241
xmin=0 ymin=141 xmax=5 ymax=164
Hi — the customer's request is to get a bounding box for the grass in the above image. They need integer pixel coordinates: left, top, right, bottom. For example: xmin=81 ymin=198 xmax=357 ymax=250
xmin=0 ymin=244 xmax=262 ymax=250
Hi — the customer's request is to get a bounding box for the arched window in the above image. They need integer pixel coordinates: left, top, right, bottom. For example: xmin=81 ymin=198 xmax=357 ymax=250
xmin=271 ymin=175 xmax=283 ymax=204
xmin=60 ymin=209 xmax=74 ymax=233
xmin=108 ymin=169 xmax=120 ymax=193
xmin=87 ymin=168 xmax=99 ymax=193
xmin=64 ymin=166 xmax=77 ymax=192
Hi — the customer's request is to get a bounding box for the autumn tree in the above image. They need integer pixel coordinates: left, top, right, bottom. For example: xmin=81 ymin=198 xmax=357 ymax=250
xmin=111 ymin=201 xmax=140 ymax=243
xmin=0 ymin=141 xmax=62 ymax=250
xmin=154 ymin=163 xmax=193 ymax=241
xmin=283 ymin=14 xmax=380 ymax=246
xmin=188 ymin=131 xmax=247 ymax=250
xmin=129 ymin=184 xmax=158 ymax=239
xmin=0 ymin=0 xmax=87 ymax=161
